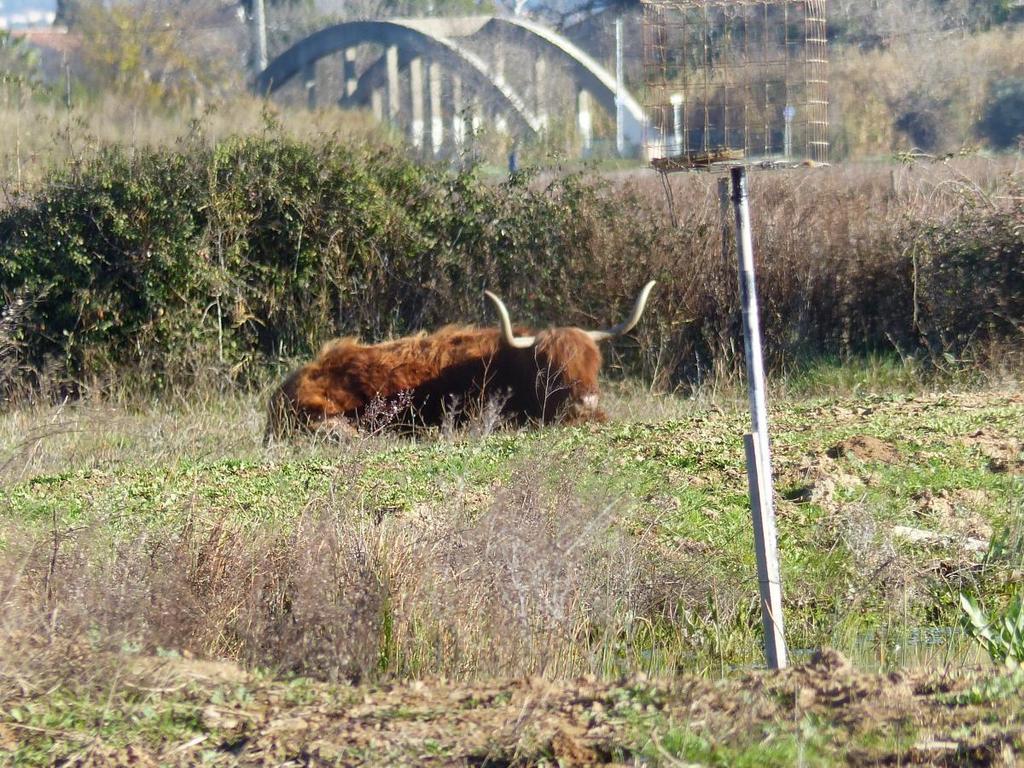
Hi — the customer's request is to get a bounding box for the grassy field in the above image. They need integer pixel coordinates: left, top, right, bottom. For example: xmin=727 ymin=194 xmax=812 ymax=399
xmin=2 ymin=9 xmax=1023 ymax=763
xmin=2 ymin=366 xmax=1022 ymax=764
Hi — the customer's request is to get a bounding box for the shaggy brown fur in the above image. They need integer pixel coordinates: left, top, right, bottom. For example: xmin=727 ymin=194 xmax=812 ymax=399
xmin=265 ymin=324 xmax=605 ymax=440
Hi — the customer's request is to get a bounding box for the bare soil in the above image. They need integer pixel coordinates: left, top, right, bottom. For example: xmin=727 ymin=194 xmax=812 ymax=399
xmin=827 ymin=435 xmax=902 ymax=464
xmin=960 ymin=428 xmax=1024 ymax=475
xmin=6 ymin=651 xmax=1021 ymax=766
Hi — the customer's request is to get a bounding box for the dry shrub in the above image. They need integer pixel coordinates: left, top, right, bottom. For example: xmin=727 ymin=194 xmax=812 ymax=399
xmin=630 ymin=159 xmax=1023 ymax=386
xmin=0 ymin=510 xmax=385 ymax=684
xmin=0 ymin=464 xmax=707 ymax=684
xmin=0 ymin=291 xmax=34 ymax=404
xmin=235 ymin=514 xmax=384 ymax=682
xmin=913 ymin=190 xmax=1024 ymax=360
xmin=837 ymin=502 xmax=911 ymax=604
xmin=374 ymin=464 xmax=717 ymax=679
xmin=392 ymin=471 xmax=628 ymax=677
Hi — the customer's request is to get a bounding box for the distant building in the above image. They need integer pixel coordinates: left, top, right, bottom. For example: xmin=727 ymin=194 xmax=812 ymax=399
xmin=9 ymin=26 xmax=76 ymax=82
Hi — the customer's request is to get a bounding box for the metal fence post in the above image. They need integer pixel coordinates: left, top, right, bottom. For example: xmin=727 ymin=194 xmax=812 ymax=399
xmin=731 ymin=165 xmax=787 ymax=670
xmin=615 ymin=17 xmax=625 ymax=157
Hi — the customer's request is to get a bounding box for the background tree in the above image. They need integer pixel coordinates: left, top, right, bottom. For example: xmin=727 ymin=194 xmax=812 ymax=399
xmin=240 ymin=0 xmax=314 ymax=16
xmin=978 ymin=78 xmax=1024 ymax=149
xmin=0 ymin=30 xmax=42 ymax=87
xmin=55 ymin=0 xmax=71 ymax=24
xmin=519 ymin=0 xmax=641 ymax=29
xmin=307 ymin=0 xmax=494 ymax=18
xmin=69 ymin=0 xmax=245 ymax=109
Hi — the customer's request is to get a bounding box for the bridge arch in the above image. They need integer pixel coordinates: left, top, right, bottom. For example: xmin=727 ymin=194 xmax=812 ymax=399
xmin=475 ymin=16 xmax=647 ymax=147
xmin=253 ymin=19 xmax=542 ymax=135
xmin=253 ymin=16 xmax=649 ymax=149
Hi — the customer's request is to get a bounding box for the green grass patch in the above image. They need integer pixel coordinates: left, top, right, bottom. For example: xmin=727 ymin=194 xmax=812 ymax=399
xmin=1 ymin=387 xmax=1022 ymax=682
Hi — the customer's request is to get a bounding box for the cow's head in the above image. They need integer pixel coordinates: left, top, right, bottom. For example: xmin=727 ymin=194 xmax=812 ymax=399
xmin=483 ymin=281 xmax=656 ymax=422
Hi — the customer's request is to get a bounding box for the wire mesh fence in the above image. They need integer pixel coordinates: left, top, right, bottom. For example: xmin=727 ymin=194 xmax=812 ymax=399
xmin=642 ymin=0 xmax=829 ymax=168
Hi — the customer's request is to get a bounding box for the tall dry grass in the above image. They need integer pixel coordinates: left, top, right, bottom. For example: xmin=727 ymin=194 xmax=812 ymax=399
xmin=0 ymin=457 xmax=710 ymax=685
xmin=0 ymin=89 xmax=382 ymax=199
xmin=615 ymin=156 xmax=1024 ymax=388
xmin=831 ymin=26 xmax=1024 ymax=157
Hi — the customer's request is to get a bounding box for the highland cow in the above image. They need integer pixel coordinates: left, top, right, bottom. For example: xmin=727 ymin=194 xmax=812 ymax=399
xmin=265 ymin=281 xmax=656 ymax=440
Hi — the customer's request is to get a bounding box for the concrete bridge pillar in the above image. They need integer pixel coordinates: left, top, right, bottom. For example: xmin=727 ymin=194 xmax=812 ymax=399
xmin=371 ymin=88 xmax=383 ymax=122
xmin=470 ymin=94 xmax=483 ymax=138
xmin=451 ymin=74 xmax=465 ymax=147
xmin=303 ymin=61 xmax=317 ymax=110
xmin=534 ymin=57 xmax=548 ymax=132
xmin=343 ymin=48 xmax=357 ymax=98
xmin=671 ymin=93 xmax=684 ymax=154
xmin=428 ymin=61 xmax=443 ymax=155
xmin=409 ymin=57 xmax=425 ymax=149
xmin=578 ymin=90 xmax=593 ymax=155
xmin=493 ymin=45 xmax=505 ymax=88
xmin=386 ymin=45 xmax=400 ymax=122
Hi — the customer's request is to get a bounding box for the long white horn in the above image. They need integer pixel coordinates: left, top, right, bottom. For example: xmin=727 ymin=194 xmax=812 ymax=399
xmin=484 ymin=290 xmax=536 ymax=349
xmin=585 ymin=280 xmax=657 ymax=342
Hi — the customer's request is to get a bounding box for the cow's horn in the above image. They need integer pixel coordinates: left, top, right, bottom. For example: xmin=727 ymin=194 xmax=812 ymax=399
xmin=585 ymin=280 xmax=657 ymax=342
xmin=484 ymin=290 xmax=536 ymax=349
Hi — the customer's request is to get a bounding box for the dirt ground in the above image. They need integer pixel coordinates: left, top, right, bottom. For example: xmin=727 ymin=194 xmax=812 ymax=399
xmin=5 ymin=650 xmax=1021 ymax=767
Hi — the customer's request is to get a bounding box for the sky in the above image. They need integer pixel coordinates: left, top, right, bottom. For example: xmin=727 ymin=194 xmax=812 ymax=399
xmin=0 ymin=0 xmax=56 ymax=12
xmin=0 ymin=0 xmax=603 ymax=29
xmin=3 ymin=0 xmax=601 ymax=16
xmin=0 ymin=0 xmax=55 ymax=30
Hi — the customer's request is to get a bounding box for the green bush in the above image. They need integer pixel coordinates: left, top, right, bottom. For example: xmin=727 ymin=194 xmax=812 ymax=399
xmin=0 ymin=135 xmax=669 ymax=386
xmin=1 ymin=134 xmax=1022 ymax=393
xmin=0 ymin=146 xmax=210 ymax=379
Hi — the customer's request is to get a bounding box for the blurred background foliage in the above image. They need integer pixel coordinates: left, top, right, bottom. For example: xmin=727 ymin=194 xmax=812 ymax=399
xmin=4 ymin=0 xmax=1022 ymax=158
